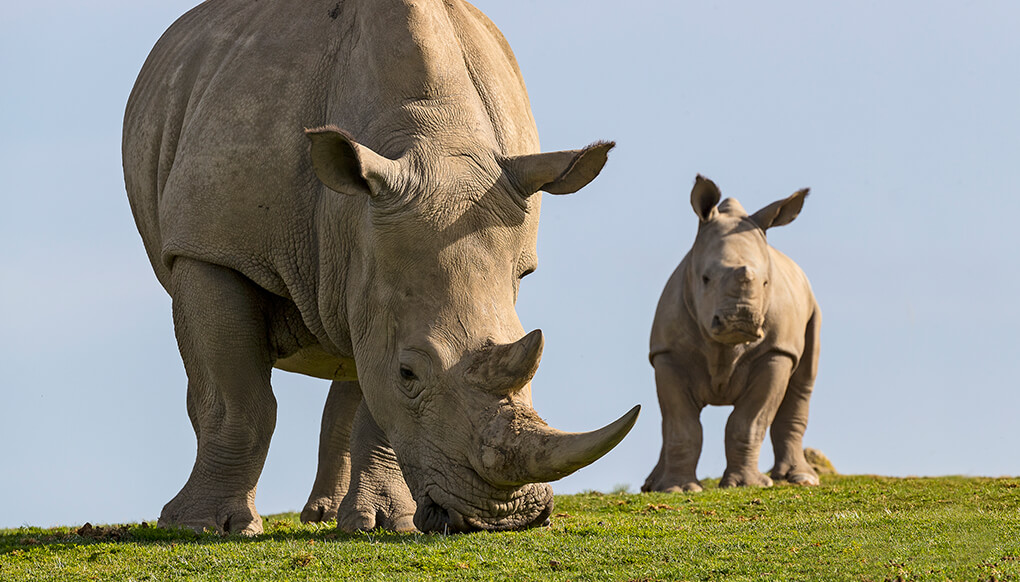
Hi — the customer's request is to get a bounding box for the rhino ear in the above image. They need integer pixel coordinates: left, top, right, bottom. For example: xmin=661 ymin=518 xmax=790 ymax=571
xmin=506 ymin=141 xmax=615 ymax=196
xmin=691 ymin=174 xmax=722 ymax=222
xmin=750 ymin=188 xmax=810 ymax=230
xmin=305 ymin=126 xmax=396 ymax=196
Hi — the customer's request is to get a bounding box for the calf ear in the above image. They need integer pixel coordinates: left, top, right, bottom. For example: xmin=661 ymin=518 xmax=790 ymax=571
xmin=305 ymin=126 xmax=396 ymax=197
xmin=750 ymin=188 xmax=810 ymax=230
xmin=506 ymin=141 xmax=615 ymax=196
xmin=691 ymin=174 xmax=722 ymax=222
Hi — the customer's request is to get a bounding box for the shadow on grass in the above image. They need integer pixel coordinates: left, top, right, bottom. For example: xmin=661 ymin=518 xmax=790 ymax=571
xmin=0 ymin=519 xmax=452 ymax=555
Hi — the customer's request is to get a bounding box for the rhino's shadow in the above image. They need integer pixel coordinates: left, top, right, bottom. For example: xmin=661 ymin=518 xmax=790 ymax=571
xmin=0 ymin=522 xmax=458 ymax=553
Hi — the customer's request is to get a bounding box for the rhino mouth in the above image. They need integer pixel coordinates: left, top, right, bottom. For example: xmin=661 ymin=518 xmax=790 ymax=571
xmin=412 ymin=482 xmax=554 ymax=533
xmin=710 ymin=309 xmax=764 ymax=344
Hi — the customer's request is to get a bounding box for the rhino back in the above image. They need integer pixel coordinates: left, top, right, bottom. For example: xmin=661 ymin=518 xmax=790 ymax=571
xmin=123 ymin=0 xmax=540 ymax=349
xmin=124 ymin=0 xmax=342 ymax=295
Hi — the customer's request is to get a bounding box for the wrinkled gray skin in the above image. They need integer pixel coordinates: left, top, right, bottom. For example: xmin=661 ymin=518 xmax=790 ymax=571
xmin=123 ymin=0 xmax=639 ymax=535
xmin=643 ymin=176 xmax=820 ymax=493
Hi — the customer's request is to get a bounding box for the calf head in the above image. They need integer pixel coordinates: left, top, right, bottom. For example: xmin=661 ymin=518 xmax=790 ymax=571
xmin=686 ymin=175 xmax=809 ymax=345
xmin=306 ymin=127 xmax=638 ymax=532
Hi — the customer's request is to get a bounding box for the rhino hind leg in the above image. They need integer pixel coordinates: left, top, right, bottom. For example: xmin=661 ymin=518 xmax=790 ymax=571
xmin=643 ymin=355 xmax=705 ymax=493
xmin=336 ymin=401 xmax=416 ymax=532
xmin=301 ymin=381 xmax=362 ymax=523
xmin=158 ymin=257 xmax=277 ymax=536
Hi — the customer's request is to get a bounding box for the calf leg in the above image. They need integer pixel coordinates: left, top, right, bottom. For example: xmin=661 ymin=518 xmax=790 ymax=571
xmin=337 ymin=401 xmax=416 ymax=532
xmin=159 ymin=257 xmax=276 ymax=535
xmin=770 ymin=311 xmax=821 ymax=485
xmin=301 ymin=381 xmax=362 ymax=523
xmin=720 ymin=353 xmax=793 ymax=488
xmin=643 ymin=354 xmax=705 ymax=493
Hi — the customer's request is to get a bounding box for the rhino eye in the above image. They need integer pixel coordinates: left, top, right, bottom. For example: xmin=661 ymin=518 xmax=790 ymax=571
xmin=399 ymin=365 xmax=418 ymax=382
xmin=702 ymin=275 xmax=710 ymax=284
xmin=763 ymin=280 xmax=769 ymax=287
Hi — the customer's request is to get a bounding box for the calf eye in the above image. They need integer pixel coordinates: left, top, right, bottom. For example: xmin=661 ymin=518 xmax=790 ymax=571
xmin=399 ymin=366 xmax=417 ymax=382
xmin=763 ymin=280 xmax=769 ymax=287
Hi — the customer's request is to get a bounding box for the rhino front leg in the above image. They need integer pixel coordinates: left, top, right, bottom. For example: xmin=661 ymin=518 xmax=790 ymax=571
xmin=159 ymin=257 xmax=276 ymax=535
xmin=301 ymin=381 xmax=362 ymax=523
xmin=770 ymin=312 xmax=820 ymax=486
xmin=720 ymin=353 xmax=794 ymax=488
xmin=337 ymin=401 xmax=416 ymax=532
xmin=643 ymin=354 xmax=705 ymax=493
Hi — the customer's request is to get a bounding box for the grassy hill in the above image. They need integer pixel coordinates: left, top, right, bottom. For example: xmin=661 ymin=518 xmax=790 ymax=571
xmin=2 ymin=475 xmax=1017 ymax=581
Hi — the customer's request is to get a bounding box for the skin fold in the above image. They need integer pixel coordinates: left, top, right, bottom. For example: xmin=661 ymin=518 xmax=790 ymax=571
xmin=123 ymin=0 xmax=638 ymax=535
xmin=643 ymin=175 xmax=820 ymax=493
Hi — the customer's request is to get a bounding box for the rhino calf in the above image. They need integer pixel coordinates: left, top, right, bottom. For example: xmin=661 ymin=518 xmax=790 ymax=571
xmin=643 ymin=175 xmax=820 ymax=492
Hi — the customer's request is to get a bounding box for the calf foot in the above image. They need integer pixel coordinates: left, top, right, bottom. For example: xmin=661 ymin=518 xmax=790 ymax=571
xmin=719 ymin=467 xmax=773 ymax=488
xmin=770 ymin=461 xmax=820 ymax=486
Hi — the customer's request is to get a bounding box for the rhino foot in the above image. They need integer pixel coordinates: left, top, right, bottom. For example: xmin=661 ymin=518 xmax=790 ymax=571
xmin=770 ymin=462 xmax=820 ymax=486
xmin=338 ymin=500 xmax=417 ymax=533
xmin=337 ymin=476 xmax=416 ymax=532
xmin=719 ymin=468 xmax=773 ymax=488
xmin=300 ymin=496 xmax=341 ymax=524
xmin=158 ymin=495 xmax=262 ymax=536
xmin=641 ymin=475 xmax=703 ymax=493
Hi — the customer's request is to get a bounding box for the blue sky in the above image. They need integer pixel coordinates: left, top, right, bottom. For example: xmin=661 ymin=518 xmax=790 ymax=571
xmin=1 ymin=0 xmax=1018 ymax=529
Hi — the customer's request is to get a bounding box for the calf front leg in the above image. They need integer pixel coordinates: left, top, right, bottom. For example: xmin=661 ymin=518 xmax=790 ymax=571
xmin=301 ymin=381 xmax=362 ymax=523
xmin=720 ymin=353 xmax=793 ymax=488
xmin=770 ymin=311 xmax=821 ymax=485
xmin=643 ymin=354 xmax=705 ymax=493
xmin=159 ymin=257 xmax=276 ymax=535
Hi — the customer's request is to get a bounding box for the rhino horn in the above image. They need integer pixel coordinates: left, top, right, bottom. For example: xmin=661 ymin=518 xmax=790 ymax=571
xmin=477 ymin=405 xmax=641 ymax=487
xmin=469 ymin=330 xmax=544 ymax=397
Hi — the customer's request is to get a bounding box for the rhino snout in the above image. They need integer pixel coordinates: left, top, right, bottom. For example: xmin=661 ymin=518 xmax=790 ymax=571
xmin=710 ymin=307 xmax=765 ymax=344
xmin=412 ymin=486 xmax=553 ymax=533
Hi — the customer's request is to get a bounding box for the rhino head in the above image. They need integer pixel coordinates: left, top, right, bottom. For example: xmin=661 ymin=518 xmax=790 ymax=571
xmin=686 ymin=175 xmax=809 ymax=345
xmin=305 ymin=127 xmax=638 ymax=532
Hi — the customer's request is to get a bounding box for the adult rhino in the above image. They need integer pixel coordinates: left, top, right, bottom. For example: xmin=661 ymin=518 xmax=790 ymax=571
xmin=123 ymin=0 xmax=639 ymax=534
xmin=642 ymin=176 xmax=820 ymax=493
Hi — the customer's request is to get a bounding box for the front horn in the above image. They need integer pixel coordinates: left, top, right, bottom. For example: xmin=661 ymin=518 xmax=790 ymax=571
xmin=475 ymin=404 xmax=641 ymax=487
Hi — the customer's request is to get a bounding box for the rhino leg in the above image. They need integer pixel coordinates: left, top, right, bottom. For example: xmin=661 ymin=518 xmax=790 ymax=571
xmin=770 ymin=312 xmax=820 ymax=486
xmin=337 ymin=401 xmax=416 ymax=532
xmin=642 ymin=354 xmax=705 ymax=493
xmin=159 ymin=257 xmax=276 ymax=535
xmin=720 ymin=353 xmax=795 ymax=488
xmin=301 ymin=381 xmax=362 ymax=523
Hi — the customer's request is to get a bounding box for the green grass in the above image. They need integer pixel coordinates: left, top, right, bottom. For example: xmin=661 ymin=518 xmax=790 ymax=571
xmin=2 ymin=475 xmax=1018 ymax=581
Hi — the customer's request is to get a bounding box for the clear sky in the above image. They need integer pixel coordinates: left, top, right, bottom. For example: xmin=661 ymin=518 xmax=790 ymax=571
xmin=1 ymin=0 xmax=1018 ymax=529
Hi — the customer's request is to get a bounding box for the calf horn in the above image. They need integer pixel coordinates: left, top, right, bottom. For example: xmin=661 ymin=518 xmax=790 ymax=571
xmin=476 ymin=404 xmax=641 ymax=487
